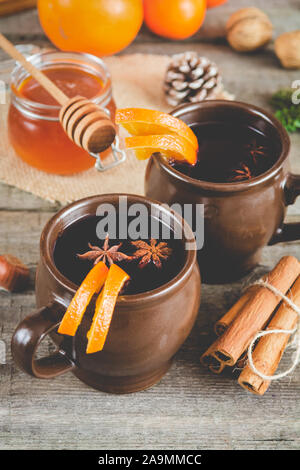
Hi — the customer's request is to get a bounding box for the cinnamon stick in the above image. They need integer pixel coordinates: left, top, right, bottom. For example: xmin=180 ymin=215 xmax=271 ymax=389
xmin=208 ymin=356 xmax=225 ymax=374
xmin=202 ymin=349 xmax=247 ymax=375
xmin=207 ymin=256 xmax=300 ymax=366
xmin=202 ymin=287 xmax=256 ymax=374
xmin=202 ymin=287 xmax=256 ymax=368
xmin=214 ymin=287 xmax=257 ymax=336
xmin=201 ymin=344 xmax=220 ymax=368
xmin=201 ymin=349 xmax=226 ymax=374
xmin=235 ymin=351 xmax=248 ymax=370
xmin=238 ymin=275 xmax=300 ymax=395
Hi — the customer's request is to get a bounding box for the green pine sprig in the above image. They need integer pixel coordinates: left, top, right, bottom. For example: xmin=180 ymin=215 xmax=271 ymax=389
xmin=270 ymin=89 xmax=300 ymax=133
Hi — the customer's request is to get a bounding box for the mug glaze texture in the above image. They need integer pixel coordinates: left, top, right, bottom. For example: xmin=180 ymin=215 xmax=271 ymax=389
xmin=11 ymin=194 xmax=201 ymax=393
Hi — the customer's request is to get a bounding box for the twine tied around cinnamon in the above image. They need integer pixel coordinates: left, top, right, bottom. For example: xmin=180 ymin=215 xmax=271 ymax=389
xmin=248 ymin=279 xmax=300 ymax=381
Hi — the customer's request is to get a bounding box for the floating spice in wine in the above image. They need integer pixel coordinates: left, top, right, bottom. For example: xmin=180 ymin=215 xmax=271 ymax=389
xmin=131 ymin=239 xmax=172 ymax=269
xmin=54 ymin=216 xmax=182 ymax=295
xmin=170 ymin=122 xmax=278 ymax=183
xmin=77 ymin=234 xmax=133 ymax=267
xmin=228 ymin=139 xmax=271 ymax=182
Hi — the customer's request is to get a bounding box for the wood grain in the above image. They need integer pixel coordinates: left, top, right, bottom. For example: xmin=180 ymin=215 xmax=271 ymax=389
xmin=0 ymin=0 xmax=299 ymax=451
xmin=0 ymin=0 xmax=36 ymax=17
xmin=1 ymin=235 xmax=300 ymax=450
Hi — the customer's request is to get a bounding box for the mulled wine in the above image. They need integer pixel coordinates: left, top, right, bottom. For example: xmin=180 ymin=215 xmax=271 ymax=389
xmin=170 ymin=122 xmax=280 ymax=183
xmin=53 ymin=215 xmax=185 ymax=295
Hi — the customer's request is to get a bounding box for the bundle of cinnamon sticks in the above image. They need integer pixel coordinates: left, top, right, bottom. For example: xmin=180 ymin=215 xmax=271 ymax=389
xmin=201 ymin=256 xmax=300 ymax=395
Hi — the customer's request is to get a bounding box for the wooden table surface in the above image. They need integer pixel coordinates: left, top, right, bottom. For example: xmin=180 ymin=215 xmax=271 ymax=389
xmin=0 ymin=0 xmax=299 ymax=450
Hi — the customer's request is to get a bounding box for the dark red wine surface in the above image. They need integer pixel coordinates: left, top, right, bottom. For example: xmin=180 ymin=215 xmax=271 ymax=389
xmin=53 ymin=216 xmax=185 ymax=295
xmin=170 ymin=122 xmax=280 ymax=183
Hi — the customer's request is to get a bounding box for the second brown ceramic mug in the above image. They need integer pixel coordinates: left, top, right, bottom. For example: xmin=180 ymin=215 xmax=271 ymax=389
xmin=11 ymin=194 xmax=201 ymax=393
xmin=145 ymin=100 xmax=300 ymax=283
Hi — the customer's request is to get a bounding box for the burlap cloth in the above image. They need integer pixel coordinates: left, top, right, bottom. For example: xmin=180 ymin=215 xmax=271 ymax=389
xmin=0 ymin=54 xmax=232 ymax=204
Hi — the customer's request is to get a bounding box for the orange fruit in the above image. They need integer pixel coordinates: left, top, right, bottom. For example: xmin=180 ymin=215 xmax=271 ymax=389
xmin=143 ymin=0 xmax=206 ymax=40
xmin=37 ymin=0 xmax=144 ymax=57
xmin=125 ymin=134 xmax=197 ymax=165
xmin=115 ymin=108 xmax=198 ymax=150
xmin=207 ymin=0 xmax=227 ymax=8
xmin=58 ymin=261 xmax=109 ymax=337
xmin=86 ymin=264 xmax=130 ymax=354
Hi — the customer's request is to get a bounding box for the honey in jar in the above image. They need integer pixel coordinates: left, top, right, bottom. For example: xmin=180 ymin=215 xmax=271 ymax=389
xmin=8 ymin=51 xmax=116 ymax=175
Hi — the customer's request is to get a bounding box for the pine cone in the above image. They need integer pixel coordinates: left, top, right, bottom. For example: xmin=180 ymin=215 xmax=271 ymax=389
xmin=164 ymin=52 xmax=222 ymax=107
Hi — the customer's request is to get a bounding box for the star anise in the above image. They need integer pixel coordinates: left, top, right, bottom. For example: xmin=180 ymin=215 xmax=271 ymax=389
xmin=131 ymin=239 xmax=172 ymax=269
xmin=230 ymin=163 xmax=252 ymax=182
xmin=245 ymin=140 xmax=268 ymax=166
xmin=77 ymin=234 xmax=133 ymax=267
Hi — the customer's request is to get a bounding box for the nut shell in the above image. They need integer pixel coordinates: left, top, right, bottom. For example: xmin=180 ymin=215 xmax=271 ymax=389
xmin=226 ymin=7 xmax=273 ymax=52
xmin=275 ymin=31 xmax=300 ymax=69
xmin=0 ymin=255 xmax=29 ymax=292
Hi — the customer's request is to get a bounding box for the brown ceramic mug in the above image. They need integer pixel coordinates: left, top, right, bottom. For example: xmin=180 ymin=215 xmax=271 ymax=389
xmin=11 ymin=194 xmax=201 ymax=394
xmin=145 ymin=100 xmax=300 ymax=283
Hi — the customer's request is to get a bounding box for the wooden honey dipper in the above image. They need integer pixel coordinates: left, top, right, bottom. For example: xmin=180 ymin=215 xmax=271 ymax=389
xmin=0 ymin=33 xmax=116 ymax=154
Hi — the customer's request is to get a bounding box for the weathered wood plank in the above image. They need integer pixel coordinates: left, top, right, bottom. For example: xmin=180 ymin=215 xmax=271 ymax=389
xmin=0 ymin=183 xmax=60 ymax=212
xmin=1 ymin=280 xmax=300 ymax=450
xmin=0 ymin=211 xmax=299 ymax=450
xmin=0 ymin=0 xmax=299 ymax=451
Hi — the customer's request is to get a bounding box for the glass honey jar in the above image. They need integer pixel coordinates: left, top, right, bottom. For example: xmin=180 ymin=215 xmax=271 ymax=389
xmin=8 ymin=51 xmax=122 ymax=175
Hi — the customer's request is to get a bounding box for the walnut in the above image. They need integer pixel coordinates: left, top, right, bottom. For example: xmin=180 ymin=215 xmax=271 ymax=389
xmin=275 ymin=31 xmax=300 ymax=69
xmin=226 ymin=7 xmax=273 ymax=52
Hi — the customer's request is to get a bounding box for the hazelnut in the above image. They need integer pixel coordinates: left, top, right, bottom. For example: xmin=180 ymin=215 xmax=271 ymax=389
xmin=226 ymin=7 xmax=273 ymax=52
xmin=275 ymin=31 xmax=300 ymax=69
xmin=0 ymin=255 xmax=29 ymax=292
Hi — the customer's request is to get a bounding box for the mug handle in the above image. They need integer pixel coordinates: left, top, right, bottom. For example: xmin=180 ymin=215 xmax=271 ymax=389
xmin=11 ymin=302 xmax=74 ymax=379
xmin=269 ymin=173 xmax=300 ymax=245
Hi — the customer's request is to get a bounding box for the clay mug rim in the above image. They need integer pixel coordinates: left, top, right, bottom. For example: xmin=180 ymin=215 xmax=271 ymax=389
xmin=40 ymin=192 xmax=198 ymax=307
